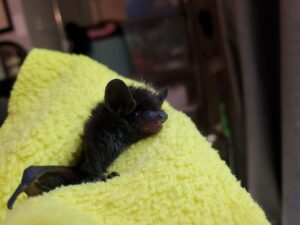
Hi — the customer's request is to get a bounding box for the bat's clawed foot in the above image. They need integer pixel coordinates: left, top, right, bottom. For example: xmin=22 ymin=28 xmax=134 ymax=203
xmin=106 ymin=171 xmax=120 ymax=179
xmin=96 ymin=172 xmax=119 ymax=182
xmin=95 ymin=172 xmax=119 ymax=182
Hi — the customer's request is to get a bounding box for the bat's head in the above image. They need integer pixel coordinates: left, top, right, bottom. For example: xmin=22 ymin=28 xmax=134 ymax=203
xmin=105 ymin=79 xmax=168 ymax=137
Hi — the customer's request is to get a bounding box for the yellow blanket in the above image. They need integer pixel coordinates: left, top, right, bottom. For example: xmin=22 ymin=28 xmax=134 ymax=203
xmin=0 ymin=49 xmax=270 ymax=225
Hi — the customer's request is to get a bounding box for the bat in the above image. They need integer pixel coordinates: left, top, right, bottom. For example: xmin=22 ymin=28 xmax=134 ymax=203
xmin=7 ymin=79 xmax=168 ymax=209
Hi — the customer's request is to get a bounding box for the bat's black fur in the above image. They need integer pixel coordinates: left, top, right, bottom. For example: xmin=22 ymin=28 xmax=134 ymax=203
xmin=79 ymin=82 xmax=168 ymax=180
xmin=7 ymin=79 xmax=168 ymax=209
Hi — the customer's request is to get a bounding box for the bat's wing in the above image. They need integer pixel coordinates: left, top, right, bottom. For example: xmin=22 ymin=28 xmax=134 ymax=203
xmin=7 ymin=166 xmax=84 ymax=209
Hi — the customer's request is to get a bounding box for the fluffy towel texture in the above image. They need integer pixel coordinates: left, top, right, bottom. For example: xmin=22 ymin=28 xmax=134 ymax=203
xmin=0 ymin=49 xmax=270 ymax=225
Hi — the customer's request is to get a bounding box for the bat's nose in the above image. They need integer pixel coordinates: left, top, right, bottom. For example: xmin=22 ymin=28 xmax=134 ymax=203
xmin=147 ymin=111 xmax=168 ymax=122
xmin=158 ymin=111 xmax=168 ymax=122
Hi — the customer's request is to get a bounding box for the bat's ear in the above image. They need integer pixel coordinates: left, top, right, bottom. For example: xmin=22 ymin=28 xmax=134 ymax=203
xmin=105 ymin=79 xmax=136 ymax=114
xmin=157 ymin=87 xmax=168 ymax=103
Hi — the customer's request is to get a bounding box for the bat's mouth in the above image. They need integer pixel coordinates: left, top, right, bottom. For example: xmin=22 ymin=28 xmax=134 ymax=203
xmin=146 ymin=121 xmax=164 ymax=134
xmin=136 ymin=110 xmax=167 ymax=135
xmin=142 ymin=112 xmax=168 ymax=134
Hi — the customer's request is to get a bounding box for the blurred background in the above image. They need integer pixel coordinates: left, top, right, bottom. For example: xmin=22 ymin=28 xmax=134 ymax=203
xmin=0 ymin=0 xmax=299 ymax=224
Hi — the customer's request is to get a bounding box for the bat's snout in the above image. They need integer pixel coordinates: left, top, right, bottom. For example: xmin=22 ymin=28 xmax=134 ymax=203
xmin=147 ymin=111 xmax=168 ymax=123
xmin=157 ymin=111 xmax=168 ymax=122
xmin=138 ymin=110 xmax=168 ymax=135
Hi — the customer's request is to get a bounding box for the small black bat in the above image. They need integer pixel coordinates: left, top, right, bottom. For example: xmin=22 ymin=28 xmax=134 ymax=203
xmin=7 ymin=79 xmax=168 ymax=209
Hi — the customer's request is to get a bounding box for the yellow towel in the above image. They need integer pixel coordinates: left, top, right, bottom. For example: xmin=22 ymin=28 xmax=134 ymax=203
xmin=0 ymin=49 xmax=270 ymax=225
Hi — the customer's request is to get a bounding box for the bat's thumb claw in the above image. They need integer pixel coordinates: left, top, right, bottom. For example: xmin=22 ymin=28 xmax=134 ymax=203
xmin=7 ymin=183 xmax=28 ymax=210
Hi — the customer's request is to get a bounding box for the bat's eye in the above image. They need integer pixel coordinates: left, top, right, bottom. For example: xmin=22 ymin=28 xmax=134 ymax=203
xmin=134 ymin=111 xmax=141 ymax=117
